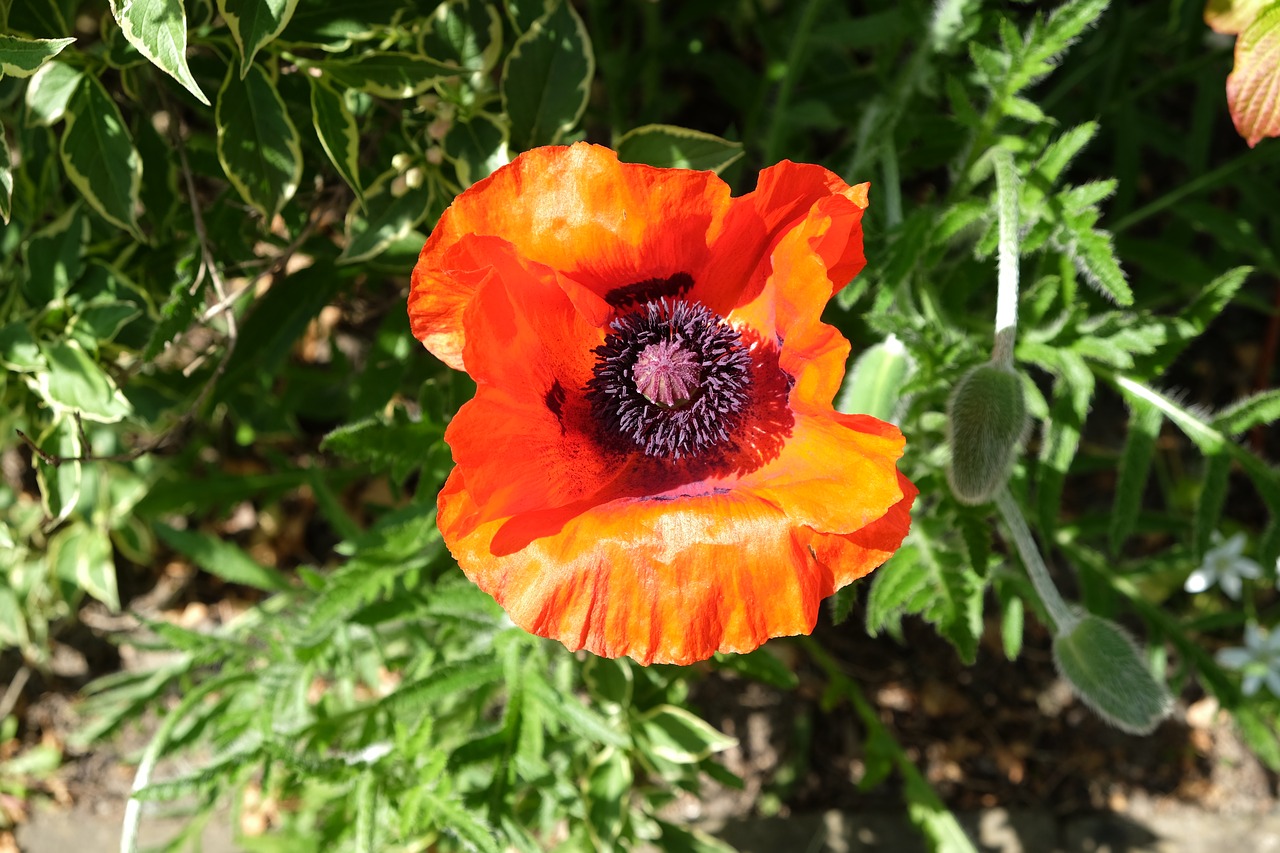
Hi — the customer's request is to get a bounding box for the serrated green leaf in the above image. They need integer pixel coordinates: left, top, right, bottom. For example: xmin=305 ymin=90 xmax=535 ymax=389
xmin=419 ymin=789 xmax=503 ymax=853
xmin=1005 ymin=95 xmax=1047 ymax=124
xmin=153 ymin=523 xmax=293 ymax=592
xmin=108 ymin=0 xmax=210 ymax=104
xmin=51 ymin=521 xmax=120 ymax=611
xmin=502 ymin=0 xmax=594 ymax=151
xmin=217 ymin=0 xmax=299 ymax=77
xmin=317 ymin=52 xmax=463 ymax=98
xmin=215 ymin=62 xmax=301 ymax=220
xmin=1054 ymin=218 xmax=1133 ymax=306
xmin=828 ymin=584 xmax=857 ymax=626
xmin=443 ymin=112 xmax=509 ymax=187
xmin=378 ymin=658 xmax=503 ymax=718
xmin=339 ymin=167 xmax=434 ymax=264
xmin=60 ymin=75 xmax=142 ymax=237
xmin=321 ymin=409 xmax=444 ymax=484
xmin=1109 ymin=395 xmax=1162 ymax=554
xmin=1113 ymin=376 xmax=1225 ymax=455
xmin=0 ymin=34 xmax=74 ymax=78
xmin=615 ymin=124 xmax=744 ymax=174
xmin=527 ymin=676 xmax=629 ymax=747
xmin=24 ymin=60 xmax=82 ymax=126
xmin=308 ymin=75 xmax=364 ymax=205
xmin=1034 ymin=121 xmax=1098 ymax=185
xmin=1214 ymin=389 xmax=1280 ymax=435
xmin=420 ymin=0 xmax=503 ymax=73
xmin=32 ymin=338 xmax=132 ymax=422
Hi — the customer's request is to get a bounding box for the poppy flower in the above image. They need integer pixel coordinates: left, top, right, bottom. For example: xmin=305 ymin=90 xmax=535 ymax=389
xmin=408 ymin=143 xmax=916 ymax=665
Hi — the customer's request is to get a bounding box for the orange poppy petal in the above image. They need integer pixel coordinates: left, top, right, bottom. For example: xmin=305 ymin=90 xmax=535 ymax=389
xmin=438 ymin=470 xmax=835 ymax=665
xmin=731 ymin=406 xmax=907 ymax=537
xmin=445 ymin=248 xmax=624 ymax=520
xmin=809 ymin=471 xmax=918 ymax=587
xmin=415 ymin=142 xmax=734 ymax=312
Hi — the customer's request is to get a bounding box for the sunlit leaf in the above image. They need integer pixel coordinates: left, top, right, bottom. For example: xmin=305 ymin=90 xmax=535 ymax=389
xmin=339 ymin=167 xmax=434 ymax=264
xmin=217 ymin=0 xmax=300 ymax=76
xmin=33 ymin=338 xmax=132 ymax=422
xmin=317 ymin=52 xmax=463 ymax=99
xmin=420 ymin=0 xmax=503 ymax=73
xmin=25 ymin=59 xmax=82 ymax=126
xmin=1227 ymin=4 xmax=1280 ymax=146
xmin=616 ymin=124 xmax=744 ymax=173
xmin=60 ymin=75 xmax=142 ymax=237
xmin=0 ymin=34 xmax=74 ymax=78
xmin=107 ymin=0 xmax=210 ymax=104
xmin=215 ymin=62 xmax=302 ymax=220
xmin=154 ymin=523 xmax=293 ymax=593
xmin=308 ymin=75 xmax=365 ymax=205
xmin=502 ymin=0 xmax=594 ymax=150
xmin=50 ymin=521 xmax=120 ymax=611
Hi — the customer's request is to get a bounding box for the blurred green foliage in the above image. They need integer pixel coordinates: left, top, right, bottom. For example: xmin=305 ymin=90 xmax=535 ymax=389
xmin=1 ymin=0 xmax=1279 ymax=850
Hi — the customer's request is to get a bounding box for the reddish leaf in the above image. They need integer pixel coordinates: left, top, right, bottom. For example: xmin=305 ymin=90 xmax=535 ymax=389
xmin=1227 ymin=4 xmax=1280 ymax=146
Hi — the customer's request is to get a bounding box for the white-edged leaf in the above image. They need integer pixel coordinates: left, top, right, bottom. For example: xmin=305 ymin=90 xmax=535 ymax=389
xmin=637 ymin=705 xmax=736 ymax=764
xmin=442 ymin=112 xmax=509 ymax=186
xmin=616 ymin=124 xmax=744 ymax=174
xmin=51 ymin=521 xmax=120 ymax=612
xmin=0 ymin=34 xmax=75 ymax=78
xmin=217 ymin=0 xmax=299 ymax=77
xmin=216 ymin=62 xmax=302 ymax=220
xmin=34 ymin=417 xmax=83 ymax=528
xmin=30 ymin=338 xmax=132 ymax=422
xmin=108 ymin=0 xmax=210 ymax=105
xmin=420 ymin=0 xmax=504 ymax=73
xmin=316 ymin=52 xmax=463 ymax=99
xmin=308 ymin=75 xmax=364 ymax=205
xmin=502 ymin=0 xmax=594 ymax=150
xmin=25 ymin=60 xmax=83 ymax=126
xmin=60 ymin=74 xmax=142 ymax=237
xmin=339 ymin=167 xmax=434 ymax=264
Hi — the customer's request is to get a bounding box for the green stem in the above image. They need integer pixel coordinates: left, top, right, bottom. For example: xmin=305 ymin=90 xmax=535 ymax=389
xmin=992 ymin=147 xmax=1020 ymax=367
xmin=762 ymin=0 xmax=825 ymax=165
xmin=995 ymin=488 xmax=1076 ymax=633
xmin=797 ymin=636 xmax=978 ymax=853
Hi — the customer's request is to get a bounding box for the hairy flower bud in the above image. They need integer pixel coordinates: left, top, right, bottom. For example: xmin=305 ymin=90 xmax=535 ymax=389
xmin=1053 ymin=611 xmax=1172 ymax=735
xmin=946 ymin=362 xmax=1028 ymax=505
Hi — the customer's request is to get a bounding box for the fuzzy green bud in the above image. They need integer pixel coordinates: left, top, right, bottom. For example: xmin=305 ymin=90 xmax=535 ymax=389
xmin=946 ymin=362 xmax=1028 ymax=505
xmin=1053 ymin=612 xmax=1173 ymax=735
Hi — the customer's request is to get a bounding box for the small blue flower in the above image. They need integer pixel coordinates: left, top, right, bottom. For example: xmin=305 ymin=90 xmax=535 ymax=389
xmin=1217 ymin=623 xmax=1280 ymax=698
xmin=1185 ymin=532 xmax=1262 ymax=600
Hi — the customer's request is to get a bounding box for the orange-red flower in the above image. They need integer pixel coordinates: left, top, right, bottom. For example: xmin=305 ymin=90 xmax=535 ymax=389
xmin=409 ymin=143 xmax=916 ymax=665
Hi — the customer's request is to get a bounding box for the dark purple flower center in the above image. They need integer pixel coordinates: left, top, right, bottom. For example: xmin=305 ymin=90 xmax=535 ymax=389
xmin=586 ymin=298 xmax=752 ymax=459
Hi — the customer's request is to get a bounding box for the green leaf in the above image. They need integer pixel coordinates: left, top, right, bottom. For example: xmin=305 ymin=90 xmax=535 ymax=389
xmin=22 ymin=204 xmax=83 ymax=304
xmin=0 ymin=126 xmax=11 ymax=225
xmin=308 ymin=75 xmax=364 ymax=205
xmin=108 ymin=0 xmax=210 ymax=105
xmin=1000 ymin=593 xmax=1024 ymax=661
xmin=1214 ymin=388 xmax=1280 ymax=435
xmin=1034 ymin=121 xmax=1098 ymax=185
xmin=584 ymin=748 xmax=632 ymax=846
xmin=1052 ymin=613 xmax=1172 ymax=735
xmin=0 ymin=582 xmax=29 ymax=649
xmin=216 ymin=62 xmax=301 ymax=220
xmin=1054 ymin=217 xmax=1134 ymax=306
xmin=217 ymin=0 xmax=300 ymax=77
xmin=1109 ymin=395 xmax=1163 ymax=554
xmin=713 ymin=648 xmax=799 ymax=690
xmin=320 ymin=408 xmax=444 ymax=485
xmin=144 ymin=272 xmax=204 ymax=360
xmin=316 ymin=52 xmax=463 ymax=99
xmin=338 ymin=167 xmax=434 ymax=264
xmin=502 ymin=0 xmax=594 ymax=151
xmin=615 ymin=124 xmax=744 ymax=174
xmin=1113 ymin=376 xmax=1225 ymax=455
xmin=526 ymin=677 xmax=629 ymax=747
xmin=0 ymin=322 xmax=43 ymax=372
xmin=33 ymin=338 xmax=132 ymax=422
xmin=50 ymin=521 xmax=120 ymax=611
xmin=835 ymin=336 xmax=913 ymax=422
xmin=442 ymin=112 xmax=510 ymax=187
xmin=1036 ymin=350 xmax=1093 ymax=535
xmin=153 ymin=523 xmax=293 ymax=593
xmin=24 ymin=60 xmax=82 ymax=126
xmin=1194 ymin=452 xmax=1232 ymax=560
xmin=637 ymin=705 xmax=736 ymax=764
xmin=60 ymin=74 xmax=142 ymax=237
xmin=0 ymin=34 xmax=74 ymax=78
xmin=34 ymin=417 xmax=83 ymax=527
xmin=419 ymin=0 xmax=504 ymax=73
xmin=503 ymin=0 xmax=550 ymax=34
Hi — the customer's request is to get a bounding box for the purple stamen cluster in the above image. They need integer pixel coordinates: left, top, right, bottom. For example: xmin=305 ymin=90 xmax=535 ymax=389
xmin=586 ymin=298 xmax=752 ymax=458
